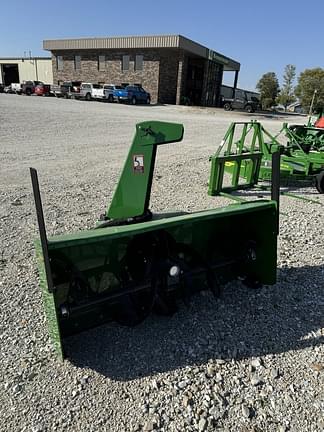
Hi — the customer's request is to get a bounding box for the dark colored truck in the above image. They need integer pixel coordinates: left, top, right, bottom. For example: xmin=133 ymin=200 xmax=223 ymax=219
xmin=60 ymin=81 xmax=82 ymax=98
xmin=221 ymin=89 xmax=260 ymax=113
xmin=21 ymin=80 xmax=43 ymax=95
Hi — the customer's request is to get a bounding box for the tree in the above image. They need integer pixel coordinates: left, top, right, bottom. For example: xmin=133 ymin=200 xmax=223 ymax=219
xmin=295 ymin=68 xmax=324 ymax=113
xmin=256 ymin=72 xmax=280 ymax=109
xmin=278 ymin=64 xmax=296 ymax=110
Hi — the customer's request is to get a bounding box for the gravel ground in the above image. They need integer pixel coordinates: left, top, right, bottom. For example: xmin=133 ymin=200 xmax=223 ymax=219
xmin=0 ymin=94 xmax=323 ymax=432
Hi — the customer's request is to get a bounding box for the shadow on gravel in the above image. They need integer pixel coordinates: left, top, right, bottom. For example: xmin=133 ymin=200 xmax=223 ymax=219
xmin=240 ymin=111 xmax=306 ymax=120
xmin=67 ymin=264 xmax=324 ymax=381
xmin=229 ymin=183 xmax=322 ymax=200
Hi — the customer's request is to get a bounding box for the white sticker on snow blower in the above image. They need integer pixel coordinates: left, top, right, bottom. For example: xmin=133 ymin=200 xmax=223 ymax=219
xmin=133 ymin=154 xmax=144 ymax=173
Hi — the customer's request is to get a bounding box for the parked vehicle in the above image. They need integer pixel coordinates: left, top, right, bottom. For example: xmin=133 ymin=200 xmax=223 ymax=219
xmin=35 ymin=83 xmax=51 ymax=96
xmin=4 ymin=85 xmax=13 ymax=93
xmin=76 ymin=83 xmax=95 ymax=101
xmin=50 ymin=84 xmax=62 ymax=97
xmin=91 ymin=84 xmax=107 ymax=101
xmin=113 ymin=85 xmax=151 ymax=105
xmin=91 ymin=84 xmax=124 ymax=102
xmin=103 ymin=84 xmax=122 ymax=102
xmin=21 ymin=80 xmax=43 ymax=95
xmin=221 ymin=89 xmax=259 ymax=113
xmin=101 ymin=84 xmax=122 ymax=102
xmin=11 ymin=83 xmax=22 ymax=94
xmin=60 ymin=81 xmax=82 ymax=99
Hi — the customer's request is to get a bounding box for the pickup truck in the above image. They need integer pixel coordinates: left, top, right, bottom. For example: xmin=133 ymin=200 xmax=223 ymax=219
xmin=76 ymin=83 xmax=98 ymax=101
xmin=21 ymin=80 xmax=43 ymax=95
xmin=76 ymin=83 xmax=120 ymax=102
xmin=11 ymin=83 xmax=22 ymax=94
xmin=59 ymin=81 xmax=81 ymax=98
xmin=50 ymin=84 xmax=62 ymax=97
xmin=35 ymin=83 xmax=51 ymax=96
xmin=113 ymin=85 xmax=151 ymax=104
xmin=91 ymin=84 xmax=107 ymax=101
xmin=221 ymin=89 xmax=260 ymax=113
xmin=102 ymin=84 xmax=121 ymax=102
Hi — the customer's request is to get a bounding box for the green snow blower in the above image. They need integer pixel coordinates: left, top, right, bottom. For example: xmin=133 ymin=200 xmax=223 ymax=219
xmin=31 ymin=121 xmax=279 ymax=359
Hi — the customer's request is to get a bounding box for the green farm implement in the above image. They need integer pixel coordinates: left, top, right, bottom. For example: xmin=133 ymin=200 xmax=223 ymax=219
xmin=288 ymin=119 xmax=324 ymax=153
xmin=31 ymin=121 xmax=279 ymax=359
xmin=208 ymin=121 xmax=324 ymax=195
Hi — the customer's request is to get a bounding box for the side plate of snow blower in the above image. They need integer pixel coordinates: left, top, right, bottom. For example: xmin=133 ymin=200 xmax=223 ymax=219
xmin=31 ymin=121 xmax=279 ymax=359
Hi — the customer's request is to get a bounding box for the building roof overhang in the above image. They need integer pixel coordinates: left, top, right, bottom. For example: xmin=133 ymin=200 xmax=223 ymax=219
xmin=43 ymin=35 xmax=240 ymax=71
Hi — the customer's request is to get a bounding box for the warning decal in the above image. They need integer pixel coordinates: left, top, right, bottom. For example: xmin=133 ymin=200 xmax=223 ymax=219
xmin=133 ymin=154 xmax=144 ymax=173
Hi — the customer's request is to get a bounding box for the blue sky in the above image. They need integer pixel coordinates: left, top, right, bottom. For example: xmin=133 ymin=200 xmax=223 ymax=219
xmin=0 ymin=0 xmax=322 ymax=91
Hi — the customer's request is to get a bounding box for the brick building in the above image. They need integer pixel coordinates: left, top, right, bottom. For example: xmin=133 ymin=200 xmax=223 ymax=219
xmin=43 ymin=35 xmax=240 ymax=106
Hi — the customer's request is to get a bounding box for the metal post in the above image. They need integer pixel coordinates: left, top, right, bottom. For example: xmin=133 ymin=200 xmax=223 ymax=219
xmin=35 ymin=58 xmax=38 ymax=81
xmin=232 ymin=70 xmax=239 ymax=98
xmin=271 ymin=151 xmax=281 ymax=234
xmin=30 ymin=168 xmax=54 ymax=293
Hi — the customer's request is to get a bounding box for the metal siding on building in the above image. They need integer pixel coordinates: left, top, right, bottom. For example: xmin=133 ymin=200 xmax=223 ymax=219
xmin=0 ymin=58 xmax=53 ymax=84
xmin=36 ymin=59 xmax=54 ymax=84
xmin=43 ymin=35 xmax=181 ymax=51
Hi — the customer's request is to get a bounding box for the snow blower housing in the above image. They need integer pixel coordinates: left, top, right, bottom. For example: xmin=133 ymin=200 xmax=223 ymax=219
xmin=31 ymin=121 xmax=279 ymax=359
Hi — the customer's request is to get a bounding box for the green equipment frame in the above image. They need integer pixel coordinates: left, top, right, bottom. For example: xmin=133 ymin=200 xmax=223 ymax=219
xmin=208 ymin=121 xmax=324 ymax=195
xmin=31 ymin=121 xmax=279 ymax=359
xmin=208 ymin=122 xmax=268 ymax=195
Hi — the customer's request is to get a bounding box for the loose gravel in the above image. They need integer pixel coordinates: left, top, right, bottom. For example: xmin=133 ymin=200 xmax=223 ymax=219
xmin=0 ymin=94 xmax=323 ymax=432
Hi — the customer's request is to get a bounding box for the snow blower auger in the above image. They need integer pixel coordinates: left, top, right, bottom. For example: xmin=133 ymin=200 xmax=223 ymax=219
xmin=31 ymin=121 xmax=279 ymax=359
xmin=208 ymin=121 xmax=324 ymax=195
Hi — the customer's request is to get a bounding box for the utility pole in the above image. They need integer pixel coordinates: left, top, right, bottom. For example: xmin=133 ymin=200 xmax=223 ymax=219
xmin=309 ymin=89 xmax=317 ymax=116
xmin=35 ymin=58 xmax=38 ymax=81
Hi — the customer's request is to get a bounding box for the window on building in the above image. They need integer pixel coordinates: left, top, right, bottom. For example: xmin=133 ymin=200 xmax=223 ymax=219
xmin=135 ymin=55 xmax=143 ymax=71
xmin=98 ymin=55 xmax=105 ymax=71
xmin=56 ymin=56 xmax=63 ymax=71
xmin=122 ymin=55 xmax=130 ymax=71
xmin=74 ymin=55 xmax=81 ymax=70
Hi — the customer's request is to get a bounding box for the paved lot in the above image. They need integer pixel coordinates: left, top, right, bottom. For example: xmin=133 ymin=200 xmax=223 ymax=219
xmin=0 ymin=94 xmax=323 ymax=431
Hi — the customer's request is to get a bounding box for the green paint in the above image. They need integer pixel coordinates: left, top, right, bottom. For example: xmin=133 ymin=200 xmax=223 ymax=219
xmin=208 ymin=121 xmax=324 ymax=196
xmin=106 ymin=121 xmax=184 ymax=220
xmin=31 ymin=121 xmax=279 ymax=359
xmin=39 ymin=201 xmax=277 ymax=357
xmin=35 ymin=240 xmax=64 ymax=359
